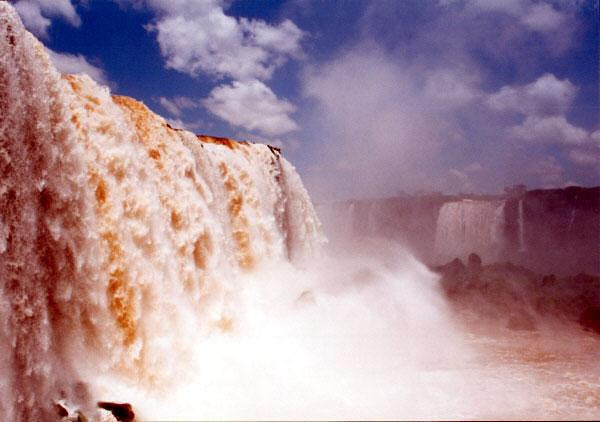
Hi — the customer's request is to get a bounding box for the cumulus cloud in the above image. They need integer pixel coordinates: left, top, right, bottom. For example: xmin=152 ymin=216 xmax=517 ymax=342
xmin=469 ymin=0 xmax=566 ymax=31
xmin=510 ymin=115 xmax=589 ymax=145
xmin=14 ymin=0 xmax=80 ymax=38
xmin=568 ymin=131 xmax=600 ymax=168
xmin=487 ymin=74 xmax=577 ymax=116
xmin=131 ymin=0 xmax=303 ymax=138
xmin=48 ymin=50 xmax=108 ymax=85
xmin=423 ymin=68 xmax=482 ymax=108
xmin=518 ymin=2 xmax=567 ymax=32
xmin=488 ymin=73 xmax=594 ymax=156
xmin=591 ymin=130 xmax=600 ymax=147
xmin=295 ymin=0 xmax=594 ymax=198
xmin=528 ymin=155 xmax=565 ymax=187
xmin=158 ymin=96 xmax=198 ymax=117
xmin=465 ymin=0 xmax=575 ymax=53
xmin=144 ymin=0 xmax=303 ymax=81
xmin=569 ymin=149 xmax=599 ymax=167
xmin=203 ymin=80 xmax=298 ymax=136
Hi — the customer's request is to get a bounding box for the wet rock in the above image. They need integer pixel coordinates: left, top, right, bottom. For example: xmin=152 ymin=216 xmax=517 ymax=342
xmin=436 ymin=258 xmax=467 ymax=296
xmin=55 ymin=402 xmax=69 ymax=418
xmin=76 ymin=411 xmax=88 ymax=422
xmin=437 ymin=258 xmax=466 ymax=278
xmin=97 ymin=402 xmax=135 ymax=422
xmin=467 ymin=252 xmax=482 ymax=273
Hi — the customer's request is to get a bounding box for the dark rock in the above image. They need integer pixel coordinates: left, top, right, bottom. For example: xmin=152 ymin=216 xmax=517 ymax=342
xmin=435 ymin=258 xmax=467 ymax=296
xmin=541 ymin=274 xmax=556 ymax=286
xmin=55 ymin=402 xmax=68 ymax=418
xmin=579 ymin=306 xmax=600 ymax=334
xmin=438 ymin=258 xmax=466 ymax=277
xmin=97 ymin=402 xmax=135 ymax=422
xmin=467 ymin=253 xmax=482 ymax=272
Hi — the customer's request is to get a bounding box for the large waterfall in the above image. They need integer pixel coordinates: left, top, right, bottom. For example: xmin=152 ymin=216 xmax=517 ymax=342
xmin=434 ymin=199 xmax=506 ymax=263
xmin=0 ymin=4 xmax=326 ymax=419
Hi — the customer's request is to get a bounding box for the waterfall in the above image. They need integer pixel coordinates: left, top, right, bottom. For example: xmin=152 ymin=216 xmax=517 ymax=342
xmin=517 ymin=199 xmax=526 ymax=252
xmin=366 ymin=201 xmax=380 ymax=235
xmin=434 ymin=199 xmax=506 ymax=263
xmin=0 ymin=5 xmax=324 ymax=419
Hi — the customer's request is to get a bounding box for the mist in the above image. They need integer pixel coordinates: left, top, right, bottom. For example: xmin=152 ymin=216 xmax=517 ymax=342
xmin=80 ymin=235 xmax=600 ymax=420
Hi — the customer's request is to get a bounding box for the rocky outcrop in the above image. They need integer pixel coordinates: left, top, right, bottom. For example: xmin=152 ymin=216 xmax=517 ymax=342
xmin=97 ymin=402 xmax=135 ymax=422
xmin=434 ymin=258 xmax=600 ymax=334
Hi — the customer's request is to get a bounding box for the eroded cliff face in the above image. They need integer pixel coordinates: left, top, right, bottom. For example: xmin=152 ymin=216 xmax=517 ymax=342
xmin=319 ymin=186 xmax=599 ymax=276
xmin=0 ymin=4 xmax=323 ymax=420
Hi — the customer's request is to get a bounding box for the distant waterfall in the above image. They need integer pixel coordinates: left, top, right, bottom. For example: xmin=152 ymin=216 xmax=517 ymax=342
xmin=517 ymin=199 xmax=526 ymax=252
xmin=434 ymin=199 xmax=506 ymax=263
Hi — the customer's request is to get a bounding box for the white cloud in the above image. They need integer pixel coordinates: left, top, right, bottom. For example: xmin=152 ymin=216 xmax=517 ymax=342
xmin=14 ymin=0 xmax=80 ymax=38
xmin=131 ymin=1 xmax=304 ymax=137
xmin=48 ymin=50 xmax=108 ymax=85
xmin=487 ymin=73 xmax=577 ymax=116
xmin=529 ymin=155 xmax=565 ymax=187
xmin=463 ymin=0 xmax=577 ymax=55
xmin=158 ymin=96 xmax=198 ymax=117
xmin=510 ymin=115 xmax=589 ymax=145
xmin=590 ymin=130 xmax=600 ymax=147
xmin=203 ymin=80 xmax=298 ymax=136
xmin=470 ymin=0 xmax=566 ymax=32
xmin=297 ymin=1 xmax=592 ymax=197
xmin=569 ymin=149 xmax=599 ymax=167
xmin=520 ymin=2 xmax=565 ymax=32
xmin=423 ymin=69 xmax=481 ymax=108
xmin=568 ymin=132 xmax=600 ymax=168
xmin=145 ymin=0 xmax=303 ymax=81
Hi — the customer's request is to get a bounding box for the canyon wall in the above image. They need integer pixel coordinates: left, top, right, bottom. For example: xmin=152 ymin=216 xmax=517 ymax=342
xmin=318 ymin=186 xmax=599 ymax=275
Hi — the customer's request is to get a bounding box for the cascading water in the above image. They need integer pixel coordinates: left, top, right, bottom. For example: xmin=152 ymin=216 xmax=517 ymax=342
xmin=434 ymin=199 xmax=506 ymax=263
xmin=518 ymin=199 xmax=526 ymax=252
xmin=2 ymin=4 xmax=599 ymax=421
xmin=0 ymin=4 xmax=327 ymax=419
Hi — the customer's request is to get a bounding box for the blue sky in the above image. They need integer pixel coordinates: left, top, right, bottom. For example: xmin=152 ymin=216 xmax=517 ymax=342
xmin=10 ymin=0 xmax=599 ymax=200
